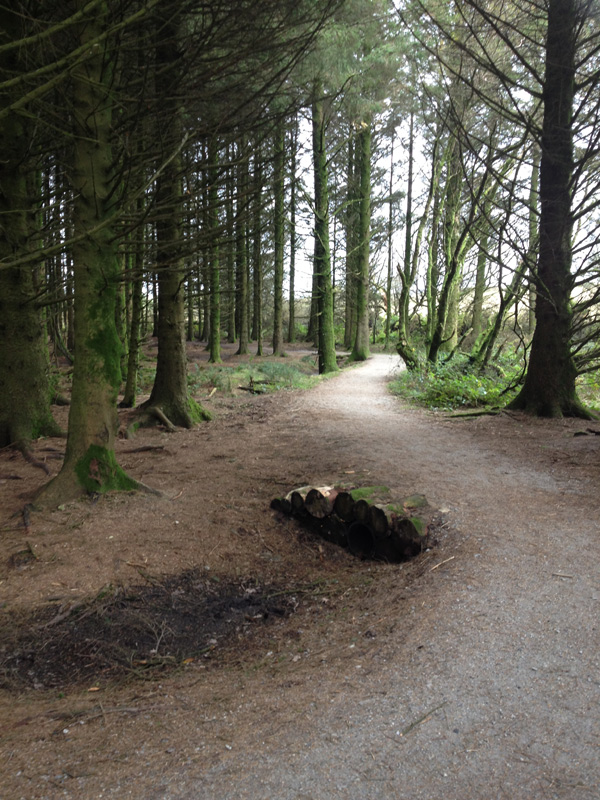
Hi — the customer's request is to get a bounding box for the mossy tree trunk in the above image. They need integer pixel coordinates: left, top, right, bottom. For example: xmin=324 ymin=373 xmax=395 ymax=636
xmin=509 ymin=0 xmax=588 ymax=417
xmin=0 ymin=4 xmax=60 ymax=451
xmin=311 ymin=81 xmax=338 ymax=374
xmin=38 ymin=2 xmax=137 ymax=505
xmin=350 ymin=120 xmax=372 ymax=363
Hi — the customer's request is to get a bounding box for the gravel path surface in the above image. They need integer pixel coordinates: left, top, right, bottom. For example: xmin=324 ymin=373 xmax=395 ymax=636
xmin=170 ymin=353 xmax=600 ymax=800
xmin=2 ymin=353 xmax=598 ymax=800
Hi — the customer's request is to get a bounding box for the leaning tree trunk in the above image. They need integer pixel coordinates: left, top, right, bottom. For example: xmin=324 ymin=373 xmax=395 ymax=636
xmin=509 ymin=0 xmax=588 ymax=417
xmin=39 ymin=2 xmax=138 ymax=505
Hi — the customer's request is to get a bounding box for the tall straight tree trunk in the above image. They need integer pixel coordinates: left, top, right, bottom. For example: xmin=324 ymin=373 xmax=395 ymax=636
xmin=396 ymin=112 xmax=422 ymax=370
xmin=226 ymin=145 xmax=237 ymax=343
xmin=311 ymin=81 xmax=338 ymax=374
xmin=439 ymin=135 xmax=462 ymax=353
xmin=344 ymin=133 xmax=358 ymax=350
xmin=509 ymin=0 xmax=588 ymax=417
xmin=0 ymin=4 xmax=60 ymax=450
xmin=251 ymin=154 xmax=264 ymax=355
xmin=527 ymin=147 xmax=540 ymax=335
xmin=288 ymin=120 xmax=298 ymax=343
xmin=142 ymin=12 xmax=209 ymax=426
xmin=236 ymin=139 xmax=249 ymax=355
xmin=39 ymin=1 xmax=137 ymax=505
xmin=120 ymin=199 xmax=145 ymax=408
xmin=384 ymin=131 xmax=395 ymax=351
xmin=208 ymin=138 xmax=221 ymax=363
xmin=351 ymin=121 xmax=372 ymax=363
xmin=272 ymin=121 xmax=285 ymax=356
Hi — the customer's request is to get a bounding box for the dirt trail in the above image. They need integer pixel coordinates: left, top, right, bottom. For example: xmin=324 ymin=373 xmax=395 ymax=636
xmin=1 ymin=352 xmax=600 ymax=799
xmin=182 ymin=354 xmax=600 ymax=800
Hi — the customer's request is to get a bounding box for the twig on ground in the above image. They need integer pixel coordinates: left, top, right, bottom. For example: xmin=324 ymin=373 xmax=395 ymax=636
xmin=430 ymin=556 xmax=455 ymax=571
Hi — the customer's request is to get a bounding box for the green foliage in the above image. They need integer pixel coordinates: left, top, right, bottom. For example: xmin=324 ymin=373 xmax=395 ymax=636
xmin=389 ymin=352 xmax=522 ymax=411
xmin=576 ymin=371 xmax=600 ymax=412
xmin=187 ymin=359 xmax=320 ymax=396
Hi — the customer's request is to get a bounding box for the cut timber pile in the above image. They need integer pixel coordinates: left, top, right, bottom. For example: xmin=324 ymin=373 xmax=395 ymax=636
xmin=271 ymin=485 xmax=431 ymax=562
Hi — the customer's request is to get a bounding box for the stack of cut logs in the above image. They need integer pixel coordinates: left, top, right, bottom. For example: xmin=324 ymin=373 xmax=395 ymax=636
xmin=271 ymin=485 xmax=430 ymax=562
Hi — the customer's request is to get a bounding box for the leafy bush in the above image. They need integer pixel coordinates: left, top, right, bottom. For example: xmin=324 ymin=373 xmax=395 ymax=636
xmin=389 ymin=351 xmax=522 ymax=411
xmin=576 ymin=370 xmax=600 ymax=412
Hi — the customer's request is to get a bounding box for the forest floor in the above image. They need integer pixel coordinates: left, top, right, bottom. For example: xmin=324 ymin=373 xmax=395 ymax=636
xmin=1 ymin=343 xmax=599 ymax=800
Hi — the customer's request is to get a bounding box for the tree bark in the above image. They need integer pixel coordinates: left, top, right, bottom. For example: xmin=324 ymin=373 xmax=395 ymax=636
xmin=0 ymin=4 xmax=60 ymax=450
xmin=235 ymin=140 xmax=249 ymax=355
xmin=141 ymin=11 xmax=209 ymax=427
xmin=39 ymin=1 xmax=136 ymax=505
xmin=208 ymin=138 xmax=222 ymax=364
xmin=350 ymin=121 xmax=372 ymax=362
xmin=509 ymin=0 xmax=589 ymax=417
xmin=272 ymin=121 xmax=285 ymax=356
xmin=312 ymin=81 xmax=338 ymax=374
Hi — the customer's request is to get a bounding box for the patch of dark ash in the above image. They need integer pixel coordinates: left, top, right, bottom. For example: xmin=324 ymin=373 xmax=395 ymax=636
xmin=0 ymin=570 xmax=300 ymax=691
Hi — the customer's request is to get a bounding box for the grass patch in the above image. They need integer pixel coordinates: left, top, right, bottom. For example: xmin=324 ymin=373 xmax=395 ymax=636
xmin=188 ymin=359 xmax=320 ymax=396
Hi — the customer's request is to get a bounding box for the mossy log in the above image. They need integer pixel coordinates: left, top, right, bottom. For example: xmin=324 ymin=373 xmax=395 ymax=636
xmin=272 ymin=484 xmax=432 ymax=563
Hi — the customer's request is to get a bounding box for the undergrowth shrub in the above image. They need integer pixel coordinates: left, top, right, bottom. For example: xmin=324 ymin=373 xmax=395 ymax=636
xmin=576 ymin=370 xmax=600 ymax=412
xmin=389 ymin=351 xmax=522 ymax=411
xmin=187 ymin=359 xmax=319 ymax=396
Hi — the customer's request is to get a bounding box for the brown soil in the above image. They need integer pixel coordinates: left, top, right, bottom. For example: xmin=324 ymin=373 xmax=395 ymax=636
xmin=1 ymin=345 xmax=599 ymax=799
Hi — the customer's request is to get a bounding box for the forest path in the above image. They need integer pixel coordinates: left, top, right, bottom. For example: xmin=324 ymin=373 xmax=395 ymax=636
xmin=2 ymin=351 xmax=599 ymax=800
xmin=182 ymin=353 xmax=600 ymax=800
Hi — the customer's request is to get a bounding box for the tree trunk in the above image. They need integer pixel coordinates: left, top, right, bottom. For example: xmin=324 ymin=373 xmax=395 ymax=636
xmin=120 ymin=199 xmax=145 ymax=408
xmin=39 ymin=2 xmax=136 ymax=505
xmin=272 ymin=122 xmax=285 ymax=356
xmin=235 ymin=140 xmax=249 ymax=355
xmin=251 ymin=153 xmax=264 ymax=355
xmin=0 ymin=5 xmax=60 ymax=450
xmin=226 ymin=146 xmax=237 ymax=344
xmin=350 ymin=120 xmax=372 ymax=363
xmin=288 ymin=120 xmax=298 ymax=344
xmin=509 ymin=0 xmax=588 ymax=417
xmin=141 ymin=12 xmax=209 ymax=427
xmin=344 ymin=134 xmax=358 ymax=350
xmin=311 ymin=82 xmax=338 ymax=374
xmin=208 ymin=138 xmax=222 ymax=364
xmin=384 ymin=131 xmax=395 ymax=351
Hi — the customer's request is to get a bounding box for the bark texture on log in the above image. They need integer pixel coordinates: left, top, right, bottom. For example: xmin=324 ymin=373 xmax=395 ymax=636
xmin=272 ymin=485 xmax=431 ymax=563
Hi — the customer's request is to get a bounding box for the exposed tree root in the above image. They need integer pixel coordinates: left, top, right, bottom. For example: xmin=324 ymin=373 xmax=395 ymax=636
xmin=19 ymin=445 xmax=50 ymax=475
